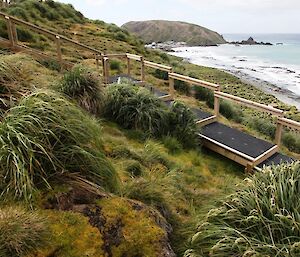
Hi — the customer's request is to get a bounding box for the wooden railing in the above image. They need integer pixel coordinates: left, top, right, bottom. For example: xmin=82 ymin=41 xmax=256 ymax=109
xmin=0 ymin=11 xmax=299 ymax=167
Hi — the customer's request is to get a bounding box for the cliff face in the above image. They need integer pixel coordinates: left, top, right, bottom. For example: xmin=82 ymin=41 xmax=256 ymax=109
xmin=122 ymin=20 xmax=227 ymax=46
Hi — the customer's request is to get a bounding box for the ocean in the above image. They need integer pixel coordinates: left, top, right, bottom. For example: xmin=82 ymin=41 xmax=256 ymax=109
xmin=171 ymin=34 xmax=300 ymax=107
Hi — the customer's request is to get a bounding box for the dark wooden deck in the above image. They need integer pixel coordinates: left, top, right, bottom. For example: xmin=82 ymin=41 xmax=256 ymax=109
xmin=257 ymin=153 xmax=294 ymax=168
xmin=199 ymin=122 xmax=274 ymax=159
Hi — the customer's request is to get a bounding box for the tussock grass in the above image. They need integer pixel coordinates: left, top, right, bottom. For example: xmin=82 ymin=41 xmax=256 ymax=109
xmin=185 ymin=162 xmax=300 ymax=257
xmin=169 ymin=101 xmax=197 ymax=148
xmin=0 ymin=58 xmax=28 ymax=115
xmin=0 ymin=206 xmax=48 ymax=257
xmin=162 ymin=136 xmax=183 ymax=154
xmin=104 ymin=85 xmax=198 ymax=147
xmin=0 ymin=90 xmax=119 ymax=202
xmin=104 ymin=84 xmax=169 ymax=136
xmin=123 ymin=164 xmax=182 ymax=219
xmin=59 ymin=65 xmax=103 ymax=115
xmin=0 ymin=53 xmax=58 ymax=117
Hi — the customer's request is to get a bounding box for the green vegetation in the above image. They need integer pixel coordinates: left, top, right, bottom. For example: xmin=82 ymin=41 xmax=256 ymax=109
xmin=168 ymin=101 xmax=197 ymax=148
xmin=162 ymin=136 xmax=183 ymax=154
xmin=122 ymin=20 xmax=226 ymax=46
xmin=59 ymin=65 xmax=103 ymax=115
xmin=0 ymin=206 xmax=48 ymax=257
xmin=0 ymin=90 xmax=118 ymax=201
xmin=104 ymin=84 xmax=169 ymax=136
xmin=104 ymin=84 xmax=197 ymax=147
xmin=28 ymin=210 xmax=105 ymax=257
xmin=109 ymin=59 xmax=122 ymax=72
xmin=0 ymin=0 xmax=299 ymax=256
xmin=186 ymin=162 xmax=300 ymax=257
xmin=6 ymin=0 xmax=84 ymax=24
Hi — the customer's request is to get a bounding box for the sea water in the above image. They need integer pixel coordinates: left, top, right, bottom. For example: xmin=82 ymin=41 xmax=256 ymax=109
xmin=171 ymin=34 xmax=300 ymax=105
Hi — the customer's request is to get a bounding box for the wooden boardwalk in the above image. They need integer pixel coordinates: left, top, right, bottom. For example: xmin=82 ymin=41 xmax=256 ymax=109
xmin=0 ymin=12 xmax=298 ymax=172
xmin=115 ymin=76 xmax=295 ymax=170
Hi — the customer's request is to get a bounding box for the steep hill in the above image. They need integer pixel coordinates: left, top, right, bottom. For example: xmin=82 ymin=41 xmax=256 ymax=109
xmin=122 ymin=20 xmax=226 ymax=46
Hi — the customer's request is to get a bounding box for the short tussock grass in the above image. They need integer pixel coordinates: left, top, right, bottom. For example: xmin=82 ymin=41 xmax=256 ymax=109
xmin=0 ymin=205 xmax=48 ymax=257
xmin=59 ymin=65 xmax=104 ymax=115
xmin=0 ymin=90 xmax=119 ymax=202
xmin=185 ymin=162 xmax=300 ymax=257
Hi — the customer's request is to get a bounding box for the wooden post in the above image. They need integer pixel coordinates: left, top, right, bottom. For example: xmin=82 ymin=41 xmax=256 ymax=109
xmin=214 ymin=93 xmax=220 ymax=117
xmin=101 ymin=56 xmax=106 ymax=82
xmin=245 ymin=162 xmax=254 ymax=174
xmin=127 ymin=57 xmax=130 ymax=76
xmin=5 ymin=16 xmax=15 ymax=48
xmin=102 ymin=57 xmax=109 ymax=85
xmin=275 ymin=121 xmax=283 ymax=146
xmin=141 ymin=56 xmax=145 ymax=83
xmin=105 ymin=58 xmax=109 ymax=84
xmin=169 ymin=70 xmax=175 ymax=99
xmin=55 ymin=35 xmax=63 ymax=71
xmin=11 ymin=23 xmax=18 ymax=45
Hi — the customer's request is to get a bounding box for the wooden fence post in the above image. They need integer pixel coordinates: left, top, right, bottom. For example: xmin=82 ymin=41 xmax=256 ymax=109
xmin=105 ymin=58 xmax=109 ymax=84
xmin=127 ymin=57 xmax=130 ymax=76
xmin=55 ymin=35 xmax=63 ymax=71
xmin=11 ymin=23 xmax=18 ymax=45
xmin=275 ymin=121 xmax=283 ymax=147
xmin=101 ymin=56 xmax=105 ymax=82
xmin=214 ymin=87 xmax=221 ymax=117
xmin=141 ymin=56 xmax=145 ymax=83
xmin=102 ymin=57 xmax=109 ymax=85
xmin=169 ymin=70 xmax=174 ymax=99
xmin=5 ymin=16 xmax=15 ymax=48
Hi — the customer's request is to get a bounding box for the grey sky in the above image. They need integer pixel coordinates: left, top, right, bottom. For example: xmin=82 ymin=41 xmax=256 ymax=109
xmin=57 ymin=0 xmax=300 ymax=33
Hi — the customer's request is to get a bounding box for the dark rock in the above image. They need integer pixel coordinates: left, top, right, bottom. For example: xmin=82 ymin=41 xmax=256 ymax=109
xmin=230 ymin=37 xmax=273 ymax=46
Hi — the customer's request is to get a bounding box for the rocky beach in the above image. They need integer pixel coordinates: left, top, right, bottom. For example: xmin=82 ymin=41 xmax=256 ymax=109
xmin=170 ymin=37 xmax=300 ymax=110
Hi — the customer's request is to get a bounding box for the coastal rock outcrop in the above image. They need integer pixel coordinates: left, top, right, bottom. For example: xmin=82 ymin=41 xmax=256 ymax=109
xmin=231 ymin=37 xmax=273 ymax=45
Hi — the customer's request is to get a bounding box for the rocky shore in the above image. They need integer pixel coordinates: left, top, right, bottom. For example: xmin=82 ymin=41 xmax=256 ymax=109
xmin=227 ymin=69 xmax=300 ymax=110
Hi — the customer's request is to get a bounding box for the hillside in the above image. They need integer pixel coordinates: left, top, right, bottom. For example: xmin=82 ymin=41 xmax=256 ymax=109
xmin=0 ymin=1 xmax=299 ymax=257
xmin=122 ymin=20 xmax=227 ymax=46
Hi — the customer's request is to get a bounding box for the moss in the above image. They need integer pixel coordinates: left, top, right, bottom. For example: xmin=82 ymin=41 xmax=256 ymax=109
xmin=28 ymin=210 xmax=104 ymax=257
xmin=97 ymin=197 xmax=166 ymax=257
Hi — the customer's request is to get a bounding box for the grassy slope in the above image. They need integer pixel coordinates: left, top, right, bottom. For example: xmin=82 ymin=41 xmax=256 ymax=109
xmin=0 ymin=0 xmax=298 ymax=255
xmin=122 ymin=20 xmax=226 ymax=46
xmin=0 ymin=50 xmax=244 ymax=255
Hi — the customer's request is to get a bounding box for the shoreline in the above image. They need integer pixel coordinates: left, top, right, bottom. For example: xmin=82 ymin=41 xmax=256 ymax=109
xmin=225 ymin=69 xmax=300 ymax=110
xmin=169 ymin=42 xmax=300 ymax=111
xmin=170 ymin=51 xmax=300 ymax=111
xmin=225 ymin=68 xmax=300 ymax=111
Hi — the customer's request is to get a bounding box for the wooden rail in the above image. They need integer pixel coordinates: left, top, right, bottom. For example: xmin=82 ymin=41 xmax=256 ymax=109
xmin=0 ymin=12 xmax=298 ymax=170
xmin=169 ymin=72 xmax=220 ymax=91
xmin=275 ymin=117 xmax=300 ymax=145
xmin=278 ymin=117 xmax=300 ymax=130
xmin=144 ymin=60 xmax=172 ymax=72
xmin=126 ymin=53 xmax=142 ymax=61
xmin=215 ymin=91 xmax=284 ymax=116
